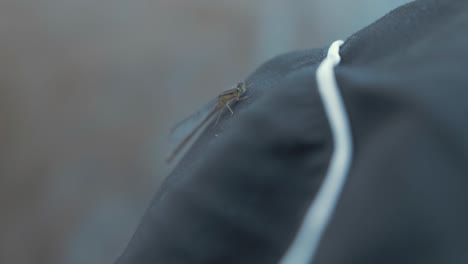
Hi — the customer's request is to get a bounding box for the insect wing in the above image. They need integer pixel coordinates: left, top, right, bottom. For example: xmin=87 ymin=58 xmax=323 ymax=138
xmin=169 ymin=97 xmax=218 ymax=144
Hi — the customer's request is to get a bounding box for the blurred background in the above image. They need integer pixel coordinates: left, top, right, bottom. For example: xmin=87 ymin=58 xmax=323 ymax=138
xmin=0 ymin=1 xmax=410 ymax=263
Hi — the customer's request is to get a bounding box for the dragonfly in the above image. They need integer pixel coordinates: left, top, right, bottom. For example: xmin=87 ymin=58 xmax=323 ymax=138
xmin=166 ymin=81 xmax=250 ymax=163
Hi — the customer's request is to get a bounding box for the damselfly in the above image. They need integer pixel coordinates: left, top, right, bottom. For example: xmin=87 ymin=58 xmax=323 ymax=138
xmin=166 ymin=81 xmax=250 ymax=163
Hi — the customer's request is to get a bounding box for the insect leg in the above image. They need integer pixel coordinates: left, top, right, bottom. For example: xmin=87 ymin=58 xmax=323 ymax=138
xmin=226 ymin=103 xmax=234 ymax=115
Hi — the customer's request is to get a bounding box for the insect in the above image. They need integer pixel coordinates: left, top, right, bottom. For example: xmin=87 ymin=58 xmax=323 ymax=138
xmin=166 ymin=81 xmax=250 ymax=163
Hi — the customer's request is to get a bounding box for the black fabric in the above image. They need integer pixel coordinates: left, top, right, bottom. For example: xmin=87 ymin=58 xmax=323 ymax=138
xmin=116 ymin=0 xmax=468 ymax=263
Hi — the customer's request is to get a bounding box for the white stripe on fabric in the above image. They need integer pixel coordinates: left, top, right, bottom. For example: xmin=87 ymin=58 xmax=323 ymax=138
xmin=279 ymin=40 xmax=353 ymax=264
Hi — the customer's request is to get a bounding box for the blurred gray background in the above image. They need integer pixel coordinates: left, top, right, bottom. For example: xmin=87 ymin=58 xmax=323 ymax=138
xmin=0 ymin=1 xmax=410 ymax=263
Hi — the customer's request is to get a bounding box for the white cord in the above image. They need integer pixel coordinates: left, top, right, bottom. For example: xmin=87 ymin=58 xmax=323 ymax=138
xmin=279 ymin=40 xmax=353 ymax=264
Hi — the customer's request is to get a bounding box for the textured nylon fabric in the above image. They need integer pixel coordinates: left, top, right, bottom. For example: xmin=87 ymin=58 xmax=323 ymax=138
xmin=117 ymin=0 xmax=468 ymax=263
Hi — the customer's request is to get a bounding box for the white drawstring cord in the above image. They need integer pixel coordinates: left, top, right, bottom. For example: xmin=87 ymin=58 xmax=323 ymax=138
xmin=279 ymin=40 xmax=353 ymax=264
